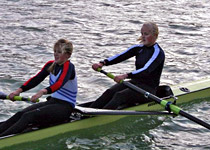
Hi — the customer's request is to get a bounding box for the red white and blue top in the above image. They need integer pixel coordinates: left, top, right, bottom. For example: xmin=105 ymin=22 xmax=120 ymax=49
xmin=20 ymin=60 xmax=77 ymax=107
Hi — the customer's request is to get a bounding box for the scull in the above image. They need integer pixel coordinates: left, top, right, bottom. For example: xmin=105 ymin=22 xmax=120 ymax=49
xmin=0 ymin=75 xmax=210 ymax=149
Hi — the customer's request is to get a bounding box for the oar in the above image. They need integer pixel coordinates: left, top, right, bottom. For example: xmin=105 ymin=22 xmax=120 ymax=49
xmin=75 ymin=106 xmax=175 ymax=116
xmin=0 ymin=92 xmax=39 ymax=102
xmin=96 ymin=68 xmax=210 ymax=130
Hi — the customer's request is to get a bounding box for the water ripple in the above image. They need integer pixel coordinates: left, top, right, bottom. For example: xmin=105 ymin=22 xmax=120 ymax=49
xmin=0 ymin=0 xmax=210 ymax=149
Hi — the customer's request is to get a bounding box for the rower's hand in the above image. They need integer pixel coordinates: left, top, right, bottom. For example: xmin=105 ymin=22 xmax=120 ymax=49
xmin=31 ymin=89 xmax=47 ymax=103
xmin=114 ymin=74 xmax=128 ymax=83
xmin=8 ymin=88 xmax=23 ymax=101
xmin=92 ymin=63 xmax=104 ymax=71
xmin=8 ymin=93 xmax=18 ymax=101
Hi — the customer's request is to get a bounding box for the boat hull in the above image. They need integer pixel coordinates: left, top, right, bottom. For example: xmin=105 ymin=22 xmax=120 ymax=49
xmin=0 ymin=77 xmax=210 ymax=149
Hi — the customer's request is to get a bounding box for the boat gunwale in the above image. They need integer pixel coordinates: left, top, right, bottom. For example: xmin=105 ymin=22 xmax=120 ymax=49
xmin=0 ymin=78 xmax=210 ymax=149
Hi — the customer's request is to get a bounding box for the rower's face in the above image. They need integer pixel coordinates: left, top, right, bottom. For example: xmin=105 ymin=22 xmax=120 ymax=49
xmin=141 ymin=24 xmax=157 ymax=47
xmin=54 ymin=48 xmax=69 ymax=64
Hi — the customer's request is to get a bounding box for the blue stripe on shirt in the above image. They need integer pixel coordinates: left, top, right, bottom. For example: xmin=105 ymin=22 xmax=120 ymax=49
xmin=107 ymin=44 xmax=144 ymax=61
xmin=132 ymin=44 xmax=160 ymax=75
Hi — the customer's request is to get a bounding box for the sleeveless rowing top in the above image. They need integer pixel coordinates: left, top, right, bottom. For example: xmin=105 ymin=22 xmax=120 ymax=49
xmin=50 ymin=71 xmax=77 ymax=107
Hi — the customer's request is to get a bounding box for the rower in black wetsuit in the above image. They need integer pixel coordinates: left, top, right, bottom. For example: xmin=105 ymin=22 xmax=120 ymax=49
xmin=0 ymin=39 xmax=77 ymax=137
xmin=90 ymin=22 xmax=165 ymax=109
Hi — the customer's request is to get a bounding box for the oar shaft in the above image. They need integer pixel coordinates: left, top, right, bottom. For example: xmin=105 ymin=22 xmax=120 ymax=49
xmin=179 ymin=110 xmax=210 ymax=130
xmin=75 ymin=106 xmax=175 ymax=116
xmin=124 ymin=82 xmax=210 ymax=130
xmin=97 ymin=68 xmax=210 ymax=130
xmin=123 ymin=82 xmax=181 ymax=115
xmin=83 ymin=111 xmax=175 ymax=116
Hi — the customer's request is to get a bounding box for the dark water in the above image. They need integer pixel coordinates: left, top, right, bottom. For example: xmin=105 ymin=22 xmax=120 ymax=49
xmin=0 ymin=0 xmax=210 ymax=149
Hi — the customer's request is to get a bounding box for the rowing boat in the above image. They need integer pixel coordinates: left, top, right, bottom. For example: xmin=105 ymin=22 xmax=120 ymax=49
xmin=0 ymin=77 xmax=210 ymax=149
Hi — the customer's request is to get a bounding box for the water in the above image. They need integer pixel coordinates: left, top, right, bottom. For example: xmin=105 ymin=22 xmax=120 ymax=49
xmin=0 ymin=0 xmax=210 ymax=149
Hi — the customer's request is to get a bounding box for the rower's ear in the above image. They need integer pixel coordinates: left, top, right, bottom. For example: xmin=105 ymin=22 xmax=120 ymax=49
xmin=156 ymin=85 xmax=174 ymax=98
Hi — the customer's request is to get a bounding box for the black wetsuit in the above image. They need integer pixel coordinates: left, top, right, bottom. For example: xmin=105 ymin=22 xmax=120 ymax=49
xmin=90 ymin=43 xmax=165 ymax=109
xmin=0 ymin=60 xmax=77 ymax=136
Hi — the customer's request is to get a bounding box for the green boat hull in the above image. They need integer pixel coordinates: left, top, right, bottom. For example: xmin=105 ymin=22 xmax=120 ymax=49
xmin=0 ymin=78 xmax=210 ymax=149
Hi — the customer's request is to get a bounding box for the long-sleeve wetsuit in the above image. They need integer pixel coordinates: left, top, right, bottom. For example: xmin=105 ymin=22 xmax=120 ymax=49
xmin=0 ymin=60 xmax=77 ymax=136
xmin=90 ymin=43 xmax=165 ymax=109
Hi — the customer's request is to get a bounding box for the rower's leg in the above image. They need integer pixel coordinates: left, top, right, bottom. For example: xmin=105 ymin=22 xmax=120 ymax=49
xmin=102 ymin=88 xmax=138 ymax=109
xmin=0 ymin=112 xmax=23 ymax=134
xmin=0 ymin=101 xmax=73 ymax=136
xmin=0 ymin=101 xmax=49 ymax=134
xmin=89 ymin=83 xmax=127 ymax=108
xmin=103 ymin=84 xmax=155 ymax=109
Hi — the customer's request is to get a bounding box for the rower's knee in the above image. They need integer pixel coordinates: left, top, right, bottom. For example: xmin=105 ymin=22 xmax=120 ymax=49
xmin=14 ymin=111 xmax=25 ymax=119
xmin=104 ymin=88 xmax=115 ymax=95
xmin=113 ymin=91 xmax=127 ymax=101
xmin=103 ymin=92 xmax=126 ymax=109
xmin=21 ymin=111 xmax=38 ymax=124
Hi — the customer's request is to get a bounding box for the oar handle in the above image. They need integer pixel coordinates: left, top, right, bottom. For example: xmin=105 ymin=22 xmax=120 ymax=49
xmin=97 ymin=68 xmax=123 ymax=83
xmin=96 ymin=68 xmax=210 ymax=130
xmin=0 ymin=94 xmax=39 ymax=102
xmin=97 ymin=68 xmax=115 ymax=80
xmin=7 ymin=95 xmax=39 ymax=102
